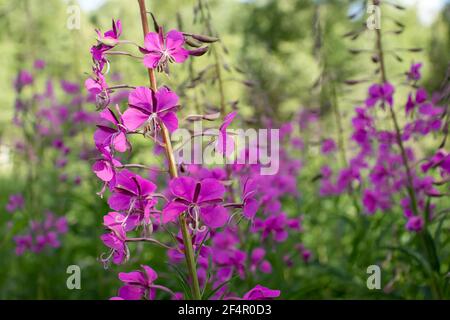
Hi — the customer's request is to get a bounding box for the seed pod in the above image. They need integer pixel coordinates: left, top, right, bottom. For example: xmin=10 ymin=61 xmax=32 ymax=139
xmin=242 ymin=80 xmax=255 ymax=87
xmin=393 ymin=20 xmax=405 ymax=28
xmin=344 ymin=80 xmax=358 ymax=86
xmin=348 ymin=49 xmax=362 ymax=55
xmin=393 ymin=53 xmax=403 ymax=62
xmin=189 ymin=47 xmax=209 ymax=56
xmin=139 ymin=46 xmax=150 ymax=54
xmin=229 ymin=100 xmax=239 ymax=110
xmin=186 ymin=38 xmax=203 ymax=48
xmin=234 ymin=66 xmax=245 ymax=74
xmin=221 ymin=44 xmax=229 ymax=55
xmin=190 ymin=34 xmax=219 ymax=43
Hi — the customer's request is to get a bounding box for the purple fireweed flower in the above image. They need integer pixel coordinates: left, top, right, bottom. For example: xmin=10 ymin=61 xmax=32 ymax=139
xmin=14 ymin=70 xmax=33 ymax=91
xmin=141 ymin=29 xmax=189 ymax=72
xmin=418 ymin=103 xmax=444 ymax=117
xmin=34 ymin=59 xmax=45 ymax=69
xmin=298 ymin=109 xmax=319 ymax=130
xmin=114 ymin=265 xmax=171 ymax=300
xmin=362 ymin=189 xmax=378 ymax=215
xmin=296 ymin=244 xmax=312 ymax=263
xmin=60 ymin=80 xmax=80 ymax=95
xmin=321 ymin=138 xmax=336 ymax=154
xmin=122 ymin=86 xmax=179 ymax=133
xmin=242 ymin=285 xmax=280 ymax=300
xmin=6 ymin=194 xmax=24 ymax=213
xmin=301 ymin=249 xmax=312 ymax=262
xmin=421 ymin=149 xmax=449 ymax=173
xmin=162 ymin=176 xmax=228 ymax=229
xmin=214 ymin=249 xmax=247 ymax=282
xmin=85 ymin=70 xmax=107 ymax=95
xmin=91 ymin=19 xmax=122 ymax=65
xmin=216 ymin=111 xmax=237 ymax=156
xmin=94 ymin=107 xmax=130 ymax=152
xmin=250 ymin=248 xmax=272 ymax=274
xmin=335 ymin=167 xmax=360 ymax=192
xmin=405 ymin=93 xmax=415 ymax=115
xmin=241 ymin=178 xmax=259 ymax=219
xmin=407 ymin=62 xmax=422 ymax=81
xmin=415 ymin=88 xmax=428 ymax=104
xmin=253 ymin=213 xmax=290 ymax=242
xmin=104 ymin=211 xmax=141 ymax=234
xmin=291 ymin=137 xmax=304 ymax=150
xmin=14 ymin=235 xmax=33 ymax=255
xmin=92 ymin=147 xmax=122 ymax=184
xmin=406 ymin=216 xmax=424 ymax=232
xmin=97 ymin=19 xmax=122 ymax=46
xmin=14 ymin=213 xmax=67 ymax=255
xmin=365 ymin=82 xmax=394 ymax=109
xmin=101 ymin=223 xmax=128 ymax=265
xmin=108 ymin=169 xmax=157 ymax=215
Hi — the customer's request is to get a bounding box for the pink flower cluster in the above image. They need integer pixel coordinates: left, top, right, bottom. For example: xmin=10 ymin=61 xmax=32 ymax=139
xmin=87 ymin=17 xmax=296 ymax=300
xmin=9 ymin=59 xmax=107 ymax=257
xmin=14 ymin=212 xmax=68 ymax=255
xmin=319 ymin=62 xmax=445 ymax=232
xmin=5 ymin=194 xmax=24 ymax=213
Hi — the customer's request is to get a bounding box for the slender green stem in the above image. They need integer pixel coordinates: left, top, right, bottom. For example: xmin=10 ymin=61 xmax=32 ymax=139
xmin=137 ymin=0 xmax=201 ymax=300
xmin=180 ymin=215 xmax=202 ymax=299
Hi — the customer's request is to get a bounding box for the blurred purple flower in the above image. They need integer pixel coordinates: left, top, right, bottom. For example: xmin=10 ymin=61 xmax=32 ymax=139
xmin=242 ymin=285 xmax=280 ymax=300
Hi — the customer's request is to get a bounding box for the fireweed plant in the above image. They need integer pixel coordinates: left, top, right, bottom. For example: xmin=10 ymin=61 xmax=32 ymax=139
xmin=316 ymin=0 xmax=449 ymax=298
xmin=5 ymin=61 xmax=103 ymax=255
xmin=87 ymin=2 xmax=307 ymax=300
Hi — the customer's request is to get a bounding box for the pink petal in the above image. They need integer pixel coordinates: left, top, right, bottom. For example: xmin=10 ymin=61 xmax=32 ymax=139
xmin=220 ymin=111 xmax=237 ymax=131
xmin=162 ymin=202 xmax=188 ymax=224
xmin=93 ymin=126 xmax=113 ymax=148
xmin=108 ymin=193 xmax=131 ymax=211
xmin=118 ymin=285 xmax=145 ymax=300
xmin=112 ymin=131 xmax=128 ymax=152
xmin=141 ymin=265 xmax=158 ymax=283
xmin=200 ymin=205 xmax=228 ymax=229
xmin=115 ymin=170 xmax=137 ymax=193
xmin=169 ymin=177 xmax=196 ymax=201
xmin=198 ymin=178 xmax=225 ymax=203
xmin=85 ymin=78 xmax=102 ymax=94
xmin=128 ymin=87 xmax=153 ymax=110
xmin=144 ymin=32 xmax=163 ymax=52
xmin=92 ymin=160 xmax=114 ymax=182
xmin=100 ymin=107 xmax=119 ymax=125
xmin=165 ymin=30 xmax=185 ymax=50
xmin=243 ymin=198 xmax=259 ymax=219
xmin=156 ymin=87 xmax=179 ymax=111
xmin=143 ymin=53 xmax=162 ymax=69
xmin=217 ymin=133 xmax=235 ymax=156
xmin=160 ymin=111 xmax=178 ymax=132
xmin=122 ymin=107 xmax=149 ymax=131
xmin=118 ymin=271 xmax=146 ymax=284
xmin=170 ymin=47 xmax=189 ymax=64
xmin=135 ymin=175 xmax=156 ymax=196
